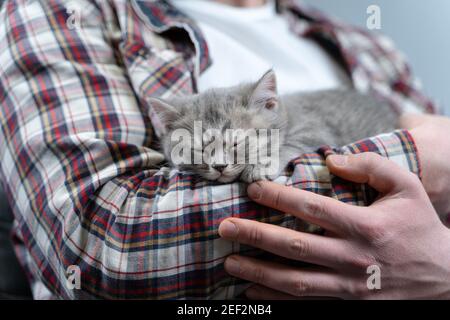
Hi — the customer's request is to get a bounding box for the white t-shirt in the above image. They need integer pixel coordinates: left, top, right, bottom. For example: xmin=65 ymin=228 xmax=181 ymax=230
xmin=172 ymin=0 xmax=350 ymax=94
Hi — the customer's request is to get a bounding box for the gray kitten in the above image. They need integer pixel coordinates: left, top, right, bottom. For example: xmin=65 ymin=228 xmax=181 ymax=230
xmin=149 ymin=70 xmax=396 ymax=183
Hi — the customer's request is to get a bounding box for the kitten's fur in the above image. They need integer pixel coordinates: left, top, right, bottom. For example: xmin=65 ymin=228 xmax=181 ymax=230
xmin=150 ymin=70 xmax=396 ymax=183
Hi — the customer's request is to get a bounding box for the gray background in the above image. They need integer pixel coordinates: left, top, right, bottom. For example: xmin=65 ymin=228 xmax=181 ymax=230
xmin=303 ymin=0 xmax=450 ymax=115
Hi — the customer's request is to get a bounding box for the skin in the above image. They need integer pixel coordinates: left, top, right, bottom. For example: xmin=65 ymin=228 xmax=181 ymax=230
xmin=400 ymin=114 xmax=450 ymax=215
xmin=218 ymin=115 xmax=450 ymax=299
xmin=212 ymin=0 xmax=450 ymax=299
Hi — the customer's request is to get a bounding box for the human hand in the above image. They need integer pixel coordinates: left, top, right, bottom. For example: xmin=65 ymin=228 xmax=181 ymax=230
xmin=219 ymin=153 xmax=450 ymax=299
xmin=400 ymin=114 xmax=450 ymax=216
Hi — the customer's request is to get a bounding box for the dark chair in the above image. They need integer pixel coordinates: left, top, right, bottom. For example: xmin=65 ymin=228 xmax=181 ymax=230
xmin=0 ymin=187 xmax=32 ymax=299
xmin=1 ymin=0 xmax=32 ymax=299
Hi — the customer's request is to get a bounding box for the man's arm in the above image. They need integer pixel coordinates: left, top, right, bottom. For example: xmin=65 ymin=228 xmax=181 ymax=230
xmin=0 ymin=0 xmax=424 ymax=299
xmin=400 ymin=114 xmax=450 ymax=218
xmin=0 ymin=0 xmax=294 ymax=299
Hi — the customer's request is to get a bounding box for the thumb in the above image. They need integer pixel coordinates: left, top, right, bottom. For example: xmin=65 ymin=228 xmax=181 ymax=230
xmin=326 ymin=153 xmax=417 ymax=194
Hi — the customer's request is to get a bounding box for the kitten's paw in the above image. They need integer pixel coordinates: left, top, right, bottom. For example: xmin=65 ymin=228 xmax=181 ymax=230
xmin=240 ymin=165 xmax=272 ymax=183
xmin=266 ymin=172 xmax=281 ymax=181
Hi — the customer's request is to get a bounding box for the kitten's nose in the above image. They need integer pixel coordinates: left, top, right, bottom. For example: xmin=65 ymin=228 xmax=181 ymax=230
xmin=212 ymin=165 xmax=227 ymax=173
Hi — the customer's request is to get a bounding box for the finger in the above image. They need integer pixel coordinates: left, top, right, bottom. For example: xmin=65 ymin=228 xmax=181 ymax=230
xmin=326 ymin=153 xmax=418 ymax=194
xmin=219 ymin=218 xmax=364 ymax=270
xmin=246 ymin=285 xmax=299 ymax=300
xmin=224 ymin=255 xmax=349 ymax=298
xmin=247 ymin=181 xmax=367 ymax=234
xmin=246 ymin=285 xmax=336 ymax=300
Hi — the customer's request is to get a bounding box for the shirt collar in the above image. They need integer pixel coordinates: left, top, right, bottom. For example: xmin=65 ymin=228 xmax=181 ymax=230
xmin=130 ymin=0 xmax=325 ymax=78
xmin=131 ymin=0 xmax=211 ymax=77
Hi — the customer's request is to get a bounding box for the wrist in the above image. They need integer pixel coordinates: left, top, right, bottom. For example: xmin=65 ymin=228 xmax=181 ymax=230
xmin=408 ymin=128 xmax=447 ymax=211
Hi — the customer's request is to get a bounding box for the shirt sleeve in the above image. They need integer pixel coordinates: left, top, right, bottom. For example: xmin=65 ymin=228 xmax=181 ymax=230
xmin=0 ymin=0 xmax=421 ymax=299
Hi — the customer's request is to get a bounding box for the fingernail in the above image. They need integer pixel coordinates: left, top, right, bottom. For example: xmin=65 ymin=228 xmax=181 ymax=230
xmin=329 ymin=155 xmax=348 ymax=167
xmin=224 ymin=256 xmax=241 ymax=275
xmin=248 ymin=182 xmax=263 ymax=200
xmin=219 ymin=220 xmax=239 ymax=239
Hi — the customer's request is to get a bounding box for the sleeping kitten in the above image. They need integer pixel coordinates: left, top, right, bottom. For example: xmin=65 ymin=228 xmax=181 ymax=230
xmin=149 ymin=70 xmax=397 ymax=183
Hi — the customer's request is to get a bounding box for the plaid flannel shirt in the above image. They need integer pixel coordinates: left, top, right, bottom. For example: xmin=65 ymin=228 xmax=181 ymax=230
xmin=0 ymin=0 xmax=438 ymax=299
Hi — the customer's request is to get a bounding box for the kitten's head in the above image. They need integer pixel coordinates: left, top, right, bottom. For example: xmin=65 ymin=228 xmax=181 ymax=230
xmin=150 ymin=70 xmax=286 ymax=182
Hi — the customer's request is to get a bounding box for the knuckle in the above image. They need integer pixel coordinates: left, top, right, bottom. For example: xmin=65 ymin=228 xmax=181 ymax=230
xmin=406 ymin=173 xmax=423 ymax=191
xmin=347 ymin=254 xmax=377 ymax=272
xmin=273 ymin=189 xmax=282 ymax=208
xmin=246 ymin=225 xmax=263 ymax=246
xmin=347 ymin=280 xmax=371 ymax=299
xmin=356 ymin=218 xmax=386 ymax=243
xmin=358 ymin=152 xmax=381 ymax=171
xmin=303 ymin=198 xmax=327 ymax=219
xmin=293 ymin=277 xmax=311 ymax=296
xmin=252 ymin=266 xmax=266 ymax=284
xmin=289 ymin=237 xmax=311 ymax=260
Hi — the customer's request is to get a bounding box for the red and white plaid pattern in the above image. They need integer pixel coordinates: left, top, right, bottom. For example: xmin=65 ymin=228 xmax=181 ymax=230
xmin=0 ymin=0 xmax=436 ymax=299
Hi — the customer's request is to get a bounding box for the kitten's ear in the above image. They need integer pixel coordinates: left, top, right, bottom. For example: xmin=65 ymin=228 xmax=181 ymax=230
xmin=249 ymin=69 xmax=278 ymax=110
xmin=149 ymin=97 xmax=179 ymax=132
